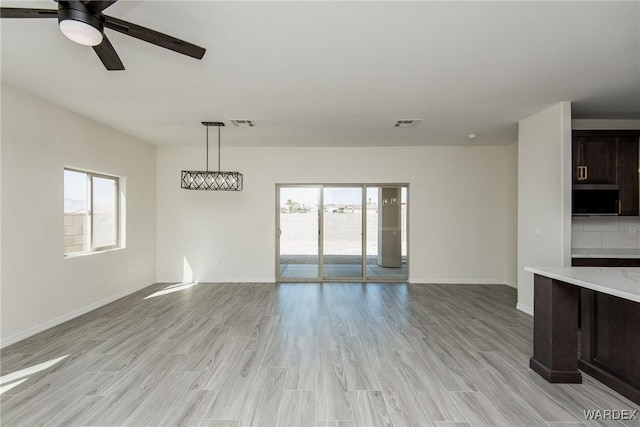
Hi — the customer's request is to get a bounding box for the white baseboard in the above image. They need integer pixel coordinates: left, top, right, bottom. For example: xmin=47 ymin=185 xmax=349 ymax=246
xmin=158 ymin=278 xmax=516 ymax=286
xmin=203 ymin=278 xmax=276 ymax=283
xmin=155 ymin=278 xmax=276 ymax=284
xmin=516 ymin=303 xmax=533 ymax=316
xmin=1 ymin=281 xmax=153 ymax=349
xmin=504 ymin=280 xmax=517 ymax=289
xmin=408 ymin=278 xmax=509 ymax=285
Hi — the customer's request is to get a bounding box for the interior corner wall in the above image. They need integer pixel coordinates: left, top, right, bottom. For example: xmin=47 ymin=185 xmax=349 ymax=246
xmin=0 ymin=86 xmax=3 ymax=329
xmin=0 ymin=84 xmax=157 ymax=347
xmin=156 ymin=144 xmax=517 ymax=285
xmin=504 ymin=142 xmax=518 ymax=288
xmin=517 ymin=102 xmax=572 ymax=315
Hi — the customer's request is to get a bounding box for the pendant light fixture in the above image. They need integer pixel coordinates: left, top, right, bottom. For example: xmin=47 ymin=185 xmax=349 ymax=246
xmin=181 ymin=122 xmax=243 ymax=191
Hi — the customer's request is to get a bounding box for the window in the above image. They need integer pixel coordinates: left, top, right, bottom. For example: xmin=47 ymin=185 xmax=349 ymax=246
xmin=64 ymin=168 xmax=121 ymax=255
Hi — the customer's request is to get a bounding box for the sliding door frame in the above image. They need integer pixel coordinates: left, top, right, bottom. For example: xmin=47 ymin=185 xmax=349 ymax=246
xmin=321 ymin=185 xmax=366 ymax=281
xmin=276 ymin=184 xmax=323 ymax=281
xmin=276 ymin=183 xmax=409 ymax=283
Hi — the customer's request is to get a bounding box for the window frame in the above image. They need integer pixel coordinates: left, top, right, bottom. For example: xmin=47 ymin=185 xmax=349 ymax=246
xmin=64 ymin=167 xmax=121 ymax=256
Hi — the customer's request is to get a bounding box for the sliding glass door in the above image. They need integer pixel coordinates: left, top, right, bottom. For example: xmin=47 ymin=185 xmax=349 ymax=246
xmin=322 ymin=187 xmax=363 ymax=279
xmin=277 ymin=186 xmax=321 ymax=279
xmin=277 ymin=184 xmax=408 ymax=282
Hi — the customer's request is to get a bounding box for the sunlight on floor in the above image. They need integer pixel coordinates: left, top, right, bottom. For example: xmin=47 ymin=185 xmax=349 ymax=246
xmin=0 ymin=354 xmax=69 ymax=395
xmin=144 ymin=282 xmax=197 ymax=299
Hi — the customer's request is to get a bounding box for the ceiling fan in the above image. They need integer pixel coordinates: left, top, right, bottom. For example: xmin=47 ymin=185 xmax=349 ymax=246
xmin=0 ymin=0 xmax=206 ymax=71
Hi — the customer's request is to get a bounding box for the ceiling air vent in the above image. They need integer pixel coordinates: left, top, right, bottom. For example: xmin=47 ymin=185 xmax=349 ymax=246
xmin=230 ymin=120 xmax=256 ymax=128
xmin=393 ymin=119 xmax=422 ymax=128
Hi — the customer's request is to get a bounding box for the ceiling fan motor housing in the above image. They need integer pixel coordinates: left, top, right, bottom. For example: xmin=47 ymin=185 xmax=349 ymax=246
xmin=0 ymin=0 xmax=206 ymax=69
xmin=58 ymin=1 xmax=105 ymax=37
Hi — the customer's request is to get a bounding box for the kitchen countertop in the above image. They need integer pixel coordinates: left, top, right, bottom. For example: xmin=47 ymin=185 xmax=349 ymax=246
xmin=571 ymin=248 xmax=640 ymax=259
xmin=525 ymin=266 xmax=640 ymax=303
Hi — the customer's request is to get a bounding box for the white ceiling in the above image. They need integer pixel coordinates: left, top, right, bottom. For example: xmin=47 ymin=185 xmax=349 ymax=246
xmin=1 ymin=1 xmax=639 ymax=147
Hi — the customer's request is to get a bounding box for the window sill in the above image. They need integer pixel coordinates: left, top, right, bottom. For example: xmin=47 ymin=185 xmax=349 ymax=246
xmin=64 ymin=247 xmax=125 ymax=259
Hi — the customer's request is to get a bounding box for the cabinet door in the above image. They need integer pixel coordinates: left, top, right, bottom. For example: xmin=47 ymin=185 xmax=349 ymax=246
xmin=572 ymin=138 xmax=583 ymax=182
xmin=616 ymin=137 xmax=639 ymax=216
xmin=582 ymin=137 xmax=616 ymax=182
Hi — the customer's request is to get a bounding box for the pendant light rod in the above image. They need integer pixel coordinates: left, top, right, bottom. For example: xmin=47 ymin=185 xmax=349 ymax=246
xmin=201 ymin=121 xmax=225 ymax=172
xmin=206 ymin=124 xmax=209 ymax=172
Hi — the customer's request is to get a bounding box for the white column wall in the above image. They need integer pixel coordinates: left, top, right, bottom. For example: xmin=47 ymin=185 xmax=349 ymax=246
xmin=517 ymin=102 xmax=572 ymax=314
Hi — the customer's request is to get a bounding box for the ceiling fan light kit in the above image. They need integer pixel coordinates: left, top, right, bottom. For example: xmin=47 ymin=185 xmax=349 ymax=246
xmin=181 ymin=122 xmax=244 ymax=192
xmin=1 ymin=0 xmax=206 ymax=70
xmin=58 ymin=2 xmax=104 ymax=46
xmin=59 ymin=19 xmax=103 ymax=46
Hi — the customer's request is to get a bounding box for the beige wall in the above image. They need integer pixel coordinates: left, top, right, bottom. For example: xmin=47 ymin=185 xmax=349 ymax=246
xmin=156 ymin=143 xmax=518 ymax=285
xmin=1 ymin=84 xmax=157 ymax=346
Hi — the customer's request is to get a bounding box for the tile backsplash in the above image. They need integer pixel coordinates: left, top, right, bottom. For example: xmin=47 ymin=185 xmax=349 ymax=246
xmin=572 ymin=216 xmax=640 ymax=249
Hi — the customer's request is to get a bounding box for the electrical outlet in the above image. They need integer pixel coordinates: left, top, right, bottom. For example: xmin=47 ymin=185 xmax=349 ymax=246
xmin=532 ymin=226 xmax=541 ymax=237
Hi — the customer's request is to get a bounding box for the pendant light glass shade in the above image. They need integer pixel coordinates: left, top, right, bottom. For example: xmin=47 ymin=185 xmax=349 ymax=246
xmin=181 ymin=122 xmax=243 ymax=191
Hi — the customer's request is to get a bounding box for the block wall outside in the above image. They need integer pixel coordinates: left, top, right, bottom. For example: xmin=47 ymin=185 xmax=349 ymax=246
xmin=280 ymin=206 xmax=407 ymax=256
xmin=64 ymin=213 xmax=88 ymax=254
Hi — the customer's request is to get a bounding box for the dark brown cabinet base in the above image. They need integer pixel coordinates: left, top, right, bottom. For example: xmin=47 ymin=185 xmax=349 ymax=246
xmin=530 ymin=275 xmax=582 ymax=383
xmin=580 ymin=290 xmax=640 ymax=405
xmin=572 ymin=258 xmax=640 ymax=267
xmin=530 ymin=274 xmax=640 ymax=405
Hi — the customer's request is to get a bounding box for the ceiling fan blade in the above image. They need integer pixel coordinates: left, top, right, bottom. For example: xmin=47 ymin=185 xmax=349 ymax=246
xmin=0 ymin=8 xmax=58 ymax=18
xmin=104 ymin=15 xmax=206 ymax=60
xmin=81 ymin=1 xmax=118 ymax=14
xmin=93 ymin=35 xmax=125 ymax=70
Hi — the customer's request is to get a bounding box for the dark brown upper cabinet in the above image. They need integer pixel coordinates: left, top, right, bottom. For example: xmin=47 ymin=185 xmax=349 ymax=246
xmin=573 ymin=135 xmax=616 ymax=183
xmin=616 ymin=136 xmax=639 ymax=216
xmin=573 ymin=130 xmax=640 ymax=216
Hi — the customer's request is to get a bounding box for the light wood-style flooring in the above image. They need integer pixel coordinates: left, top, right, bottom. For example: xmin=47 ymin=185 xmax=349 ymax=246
xmin=1 ymin=282 xmax=639 ymax=426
